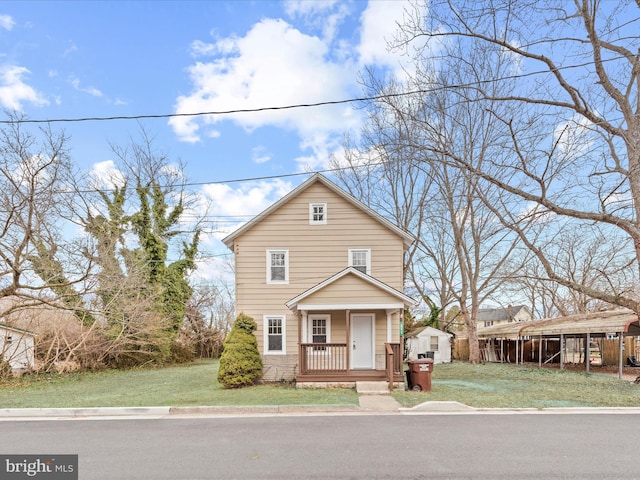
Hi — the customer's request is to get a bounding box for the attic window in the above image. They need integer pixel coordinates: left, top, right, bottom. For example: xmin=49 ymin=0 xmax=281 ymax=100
xmin=309 ymin=203 xmax=327 ymax=225
xmin=349 ymin=248 xmax=371 ymax=275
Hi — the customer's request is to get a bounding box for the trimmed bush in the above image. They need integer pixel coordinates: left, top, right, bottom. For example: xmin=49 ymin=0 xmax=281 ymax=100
xmin=217 ymin=313 xmax=263 ymax=388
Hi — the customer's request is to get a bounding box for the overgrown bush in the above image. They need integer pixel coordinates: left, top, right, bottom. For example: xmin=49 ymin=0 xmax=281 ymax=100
xmin=217 ymin=313 xmax=262 ymax=388
xmin=0 ymin=359 xmax=12 ymax=381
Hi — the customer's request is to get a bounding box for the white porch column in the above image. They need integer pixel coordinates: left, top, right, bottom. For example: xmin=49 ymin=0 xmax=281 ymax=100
xmin=385 ymin=309 xmax=395 ymax=343
xmin=301 ymin=311 xmax=308 ymax=343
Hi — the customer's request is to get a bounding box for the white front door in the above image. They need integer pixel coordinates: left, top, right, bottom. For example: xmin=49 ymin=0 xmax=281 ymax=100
xmin=351 ymin=314 xmax=374 ymax=369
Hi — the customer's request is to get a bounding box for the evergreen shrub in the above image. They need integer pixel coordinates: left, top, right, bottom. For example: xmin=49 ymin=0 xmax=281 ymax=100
xmin=217 ymin=313 xmax=263 ymax=388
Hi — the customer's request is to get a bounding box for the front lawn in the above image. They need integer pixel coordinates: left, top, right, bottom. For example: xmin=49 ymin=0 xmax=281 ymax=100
xmin=2 ymin=360 xmax=639 ymax=409
xmin=393 ymin=362 xmax=640 ymax=408
xmin=0 ymin=360 xmax=358 ymax=408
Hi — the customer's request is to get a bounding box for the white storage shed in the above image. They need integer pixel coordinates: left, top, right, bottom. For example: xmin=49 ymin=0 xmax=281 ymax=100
xmin=405 ymin=326 xmax=452 ymax=364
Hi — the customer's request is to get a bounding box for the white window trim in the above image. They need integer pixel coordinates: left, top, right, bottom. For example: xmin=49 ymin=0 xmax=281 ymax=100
xmin=266 ymin=249 xmax=289 ymax=284
xmin=308 ymin=314 xmax=331 ymax=343
xmin=348 ymin=248 xmax=371 ymax=275
xmin=263 ymin=315 xmax=286 ymax=355
xmin=309 ymin=203 xmax=327 ymax=225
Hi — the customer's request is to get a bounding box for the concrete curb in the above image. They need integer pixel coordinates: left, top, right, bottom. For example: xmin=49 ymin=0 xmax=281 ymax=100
xmin=0 ymin=404 xmax=362 ymax=418
xmin=4 ymin=402 xmax=640 ymax=419
xmin=0 ymin=406 xmax=172 ymax=417
xmin=170 ymin=405 xmax=360 ymax=415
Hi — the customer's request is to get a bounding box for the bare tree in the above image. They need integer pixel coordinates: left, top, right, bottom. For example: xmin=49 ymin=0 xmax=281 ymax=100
xmin=339 ymin=44 xmax=528 ymax=361
xmin=397 ymin=0 xmax=640 ymax=313
xmin=0 ymin=113 xmax=90 ymax=311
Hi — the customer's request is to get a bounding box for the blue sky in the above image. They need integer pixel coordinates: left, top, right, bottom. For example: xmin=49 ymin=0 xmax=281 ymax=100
xmin=1 ymin=0 xmax=415 ymax=281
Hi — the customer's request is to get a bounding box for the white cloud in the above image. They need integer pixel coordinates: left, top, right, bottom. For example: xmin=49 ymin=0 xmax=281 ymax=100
xmin=190 ymin=39 xmax=217 ymax=58
xmin=251 ymin=146 xmax=271 ymax=164
xmin=0 ymin=65 xmax=48 ymax=110
xmin=358 ymin=0 xmax=413 ymax=79
xmin=89 ymin=160 xmax=126 ymax=190
xmin=0 ymin=14 xmax=15 ymax=30
xmin=70 ymin=76 xmax=102 ymax=97
xmin=284 ymin=0 xmax=338 ymax=17
xmin=553 ymin=114 xmax=594 ymax=159
xmin=170 ymin=17 xmax=362 ymax=153
xmin=204 ymin=178 xmax=293 ymax=217
xmin=201 ymin=178 xmax=294 ymax=239
xmin=284 ymin=0 xmax=349 ymax=41
xmin=171 ymin=1 xmax=423 ymax=171
xmin=63 ymin=41 xmax=78 ymax=57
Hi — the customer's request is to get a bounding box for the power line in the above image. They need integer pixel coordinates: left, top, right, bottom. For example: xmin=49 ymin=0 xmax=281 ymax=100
xmin=2 ymin=91 xmax=428 ymax=124
xmin=0 ymin=54 xmax=627 ymax=125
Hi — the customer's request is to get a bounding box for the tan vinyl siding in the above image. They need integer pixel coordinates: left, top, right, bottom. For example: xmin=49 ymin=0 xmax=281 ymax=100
xmin=301 ymin=275 xmax=403 ymax=305
xmin=233 ymin=180 xmax=408 ymax=373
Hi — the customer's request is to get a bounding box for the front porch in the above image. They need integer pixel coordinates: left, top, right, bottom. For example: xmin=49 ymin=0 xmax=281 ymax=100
xmin=284 ymin=267 xmax=418 ymax=389
xmin=296 ymin=342 xmax=404 ymax=387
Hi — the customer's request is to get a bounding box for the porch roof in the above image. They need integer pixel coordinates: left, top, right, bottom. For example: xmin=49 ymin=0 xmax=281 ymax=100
xmin=477 ymin=309 xmax=640 ymax=339
xmin=285 ymin=267 xmax=418 ymax=311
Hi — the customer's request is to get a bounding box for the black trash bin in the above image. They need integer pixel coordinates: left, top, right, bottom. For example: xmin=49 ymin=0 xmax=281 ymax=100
xmin=418 ymin=351 xmax=435 ymax=360
xmin=405 ymin=369 xmax=412 ymax=390
xmin=407 ymin=358 xmax=434 ymax=392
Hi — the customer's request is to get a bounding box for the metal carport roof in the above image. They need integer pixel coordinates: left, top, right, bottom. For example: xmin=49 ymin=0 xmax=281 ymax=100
xmin=477 ymin=309 xmax=640 ymax=339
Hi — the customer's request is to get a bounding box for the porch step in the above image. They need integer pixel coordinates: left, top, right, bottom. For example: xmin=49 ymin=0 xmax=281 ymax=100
xmin=356 ymin=381 xmax=390 ymax=395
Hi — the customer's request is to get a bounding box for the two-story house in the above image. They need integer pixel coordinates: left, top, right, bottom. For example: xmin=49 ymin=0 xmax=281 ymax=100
xmin=222 ymin=173 xmax=417 ymax=387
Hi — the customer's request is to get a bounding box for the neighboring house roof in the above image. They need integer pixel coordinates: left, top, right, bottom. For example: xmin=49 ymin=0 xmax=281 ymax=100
xmin=406 ymin=326 xmax=452 ymax=338
xmin=285 ymin=267 xmax=418 ymax=311
xmin=222 ymin=173 xmax=416 ymax=250
xmin=477 ymin=305 xmax=531 ymax=322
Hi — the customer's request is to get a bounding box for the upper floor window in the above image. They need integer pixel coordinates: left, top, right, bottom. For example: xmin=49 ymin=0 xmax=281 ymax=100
xmin=309 ymin=203 xmax=327 ymax=225
xmin=349 ymin=248 xmax=371 ymax=275
xmin=267 ymin=249 xmax=289 ymax=284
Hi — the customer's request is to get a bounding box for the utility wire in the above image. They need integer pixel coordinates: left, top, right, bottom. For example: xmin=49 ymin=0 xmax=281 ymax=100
xmin=0 ymin=54 xmax=626 ymax=125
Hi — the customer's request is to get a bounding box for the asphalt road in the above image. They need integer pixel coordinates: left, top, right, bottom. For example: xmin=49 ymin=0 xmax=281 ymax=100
xmin=2 ymin=413 xmax=638 ymax=479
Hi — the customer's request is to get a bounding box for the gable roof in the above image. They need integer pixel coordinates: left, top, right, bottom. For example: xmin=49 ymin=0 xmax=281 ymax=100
xmin=477 ymin=305 xmax=531 ymax=322
xmin=222 ymin=173 xmax=415 ymax=250
xmin=285 ymin=267 xmax=418 ymax=310
xmin=406 ymin=326 xmax=452 ymax=338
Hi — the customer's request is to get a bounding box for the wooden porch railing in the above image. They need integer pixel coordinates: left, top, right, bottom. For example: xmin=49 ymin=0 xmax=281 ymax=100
xmin=385 ymin=342 xmax=402 ymax=391
xmin=300 ymin=343 xmax=347 ymax=374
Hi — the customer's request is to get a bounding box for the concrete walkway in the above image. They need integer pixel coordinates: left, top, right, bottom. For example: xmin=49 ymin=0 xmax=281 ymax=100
xmin=356 ymin=381 xmax=402 ymax=412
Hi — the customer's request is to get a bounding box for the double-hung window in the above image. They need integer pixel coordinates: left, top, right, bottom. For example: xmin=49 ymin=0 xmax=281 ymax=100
xmin=309 ymin=315 xmax=330 ymax=352
xmin=309 ymin=203 xmax=327 ymax=225
xmin=348 ymin=248 xmax=371 ymax=275
xmin=267 ymin=249 xmax=288 ymax=284
xmin=264 ymin=315 xmax=285 ymax=354
xmin=430 ymin=336 xmax=439 ymax=352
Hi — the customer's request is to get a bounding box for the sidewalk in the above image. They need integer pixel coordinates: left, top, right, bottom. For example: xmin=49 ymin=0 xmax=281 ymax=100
xmin=3 ymin=396 xmax=640 ymax=420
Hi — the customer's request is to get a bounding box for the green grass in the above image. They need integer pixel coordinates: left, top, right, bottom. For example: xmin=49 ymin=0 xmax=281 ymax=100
xmin=0 ymin=360 xmax=358 ymax=408
xmin=2 ymin=360 xmax=640 ymax=409
xmin=393 ymin=362 xmax=640 ymax=408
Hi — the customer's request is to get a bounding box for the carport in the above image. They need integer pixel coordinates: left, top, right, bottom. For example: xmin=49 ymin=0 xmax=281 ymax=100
xmin=477 ymin=309 xmax=640 ymax=378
